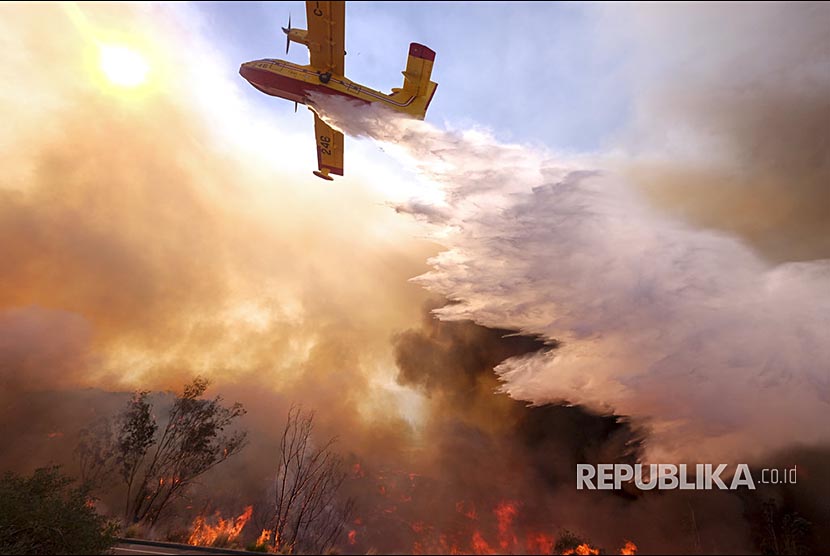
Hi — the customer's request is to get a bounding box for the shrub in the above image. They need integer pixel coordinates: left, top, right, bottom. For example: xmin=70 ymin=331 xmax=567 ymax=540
xmin=0 ymin=466 xmax=118 ymax=555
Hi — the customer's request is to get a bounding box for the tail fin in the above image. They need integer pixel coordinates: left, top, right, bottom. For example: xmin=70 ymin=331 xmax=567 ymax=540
xmin=391 ymin=43 xmax=438 ymax=119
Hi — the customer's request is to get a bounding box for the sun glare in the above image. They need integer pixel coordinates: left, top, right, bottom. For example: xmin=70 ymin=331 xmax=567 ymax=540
xmin=99 ymin=44 xmax=149 ymax=88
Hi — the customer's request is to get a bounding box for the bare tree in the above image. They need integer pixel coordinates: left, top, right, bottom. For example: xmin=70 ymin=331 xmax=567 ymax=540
xmin=269 ymin=406 xmax=354 ymax=554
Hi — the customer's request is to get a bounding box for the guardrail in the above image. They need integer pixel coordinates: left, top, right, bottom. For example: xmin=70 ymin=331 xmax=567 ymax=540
xmin=116 ymin=537 xmax=261 ymax=555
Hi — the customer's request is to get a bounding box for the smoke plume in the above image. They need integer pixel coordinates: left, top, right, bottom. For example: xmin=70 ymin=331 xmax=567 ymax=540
xmin=311 ymin=45 xmax=830 ymax=463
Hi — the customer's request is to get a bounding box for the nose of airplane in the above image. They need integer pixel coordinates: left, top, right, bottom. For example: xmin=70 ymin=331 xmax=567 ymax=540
xmin=240 ymin=62 xmax=265 ymax=89
xmin=238 ymin=62 xmax=274 ymax=97
xmin=239 ymin=62 xmax=254 ymax=80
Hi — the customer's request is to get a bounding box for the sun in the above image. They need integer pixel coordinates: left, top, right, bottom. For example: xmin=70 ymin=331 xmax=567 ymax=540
xmin=99 ymin=44 xmax=149 ymax=88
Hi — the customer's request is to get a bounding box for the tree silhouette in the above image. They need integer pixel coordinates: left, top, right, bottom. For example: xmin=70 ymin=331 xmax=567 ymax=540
xmin=77 ymin=377 xmax=248 ymax=527
xmin=267 ymin=405 xmax=354 ymax=554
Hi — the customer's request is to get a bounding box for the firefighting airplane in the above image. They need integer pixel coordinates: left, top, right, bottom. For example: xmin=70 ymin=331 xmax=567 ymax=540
xmin=239 ymin=1 xmax=438 ymax=181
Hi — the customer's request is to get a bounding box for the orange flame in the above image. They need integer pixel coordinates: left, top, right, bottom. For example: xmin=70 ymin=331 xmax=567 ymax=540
xmin=256 ymin=528 xmax=271 ymax=547
xmin=406 ymin=495 xmax=633 ymax=556
xmin=494 ymin=500 xmax=518 ymax=550
xmin=563 ymin=543 xmax=601 ymax=555
xmin=620 ymin=539 xmax=638 ymax=555
xmin=471 ymin=530 xmax=495 ymax=555
xmin=187 ymin=505 xmax=252 ymax=547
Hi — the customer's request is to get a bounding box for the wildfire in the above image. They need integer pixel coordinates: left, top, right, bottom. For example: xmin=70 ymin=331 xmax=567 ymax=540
xmin=563 ymin=544 xmax=600 ymax=555
xmin=494 ymin=500 xmax=519 ymax=550
xmin=406 ymin=497 xmax=635 ymax=556
xmin=187 ymin=505 xmax=253 ymax=547
xmin=620 ymin=539 xmax=638 ymax=555
xmin=257 ymin=529 xmax=271 ymax=545
xmin=471 ymin=530 xmax=495 ymax=555
xmin=357 ymin=469 xmax=635 ymax=555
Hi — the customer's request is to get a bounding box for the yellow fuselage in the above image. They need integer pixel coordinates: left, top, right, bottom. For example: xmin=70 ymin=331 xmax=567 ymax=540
xmin=239 ymin=58 xmax=429 ymax=117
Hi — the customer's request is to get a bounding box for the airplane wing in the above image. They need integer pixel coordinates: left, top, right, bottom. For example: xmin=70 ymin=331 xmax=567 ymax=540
xmin=313 ymin=113 xmax=344 ymax=179
xmin=305 ymin=1 xmax=345 ymax=75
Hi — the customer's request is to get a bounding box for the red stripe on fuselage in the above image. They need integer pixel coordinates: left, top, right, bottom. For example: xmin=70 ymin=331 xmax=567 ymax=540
xmin=239 ymin=65 xmax=370 ymax=106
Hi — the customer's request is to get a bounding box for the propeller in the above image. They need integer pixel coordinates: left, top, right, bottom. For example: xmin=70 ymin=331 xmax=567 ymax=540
xmin=281 ymin=14 xmax=292 ymax=55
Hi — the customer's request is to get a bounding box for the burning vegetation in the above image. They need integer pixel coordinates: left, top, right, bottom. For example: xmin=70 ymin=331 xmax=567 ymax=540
xmin=75 ymin=377 xmax=248 ymax=528
xmin=58 ymin=318 xmax=652 ymax=554
xmin=0 ymin=306 xmax=823 ymax=554
xmin=188 ymin=505 xmax=253 ymax=547
xmin=181 ymin=495 xmax=637 ymax=555
xmin=0 ymin=307 xmax=817 ymax=554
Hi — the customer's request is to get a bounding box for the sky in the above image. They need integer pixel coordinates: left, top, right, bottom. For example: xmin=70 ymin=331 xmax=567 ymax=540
xmin=199 ymin=1 xmax=630 ymax=151
xmin=2 ymin=2 xmax=830 ymax=551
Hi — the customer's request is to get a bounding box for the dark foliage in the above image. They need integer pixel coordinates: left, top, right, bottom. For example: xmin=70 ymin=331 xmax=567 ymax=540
xmin=0 ymin=466 xmax=118 ymax=555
